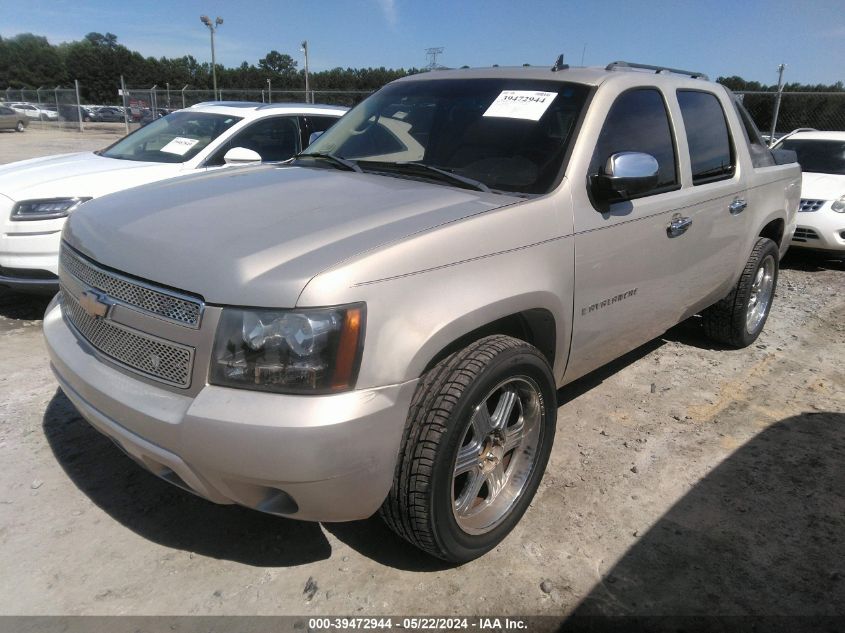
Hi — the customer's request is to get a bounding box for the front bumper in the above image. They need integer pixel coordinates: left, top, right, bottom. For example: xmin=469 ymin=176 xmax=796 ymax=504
xmin=790 ymin=205 xmax=845 ymax=252
xmin=0 ymin=210 xmax=64 ymax=293
xmin=43 ymin=298 xmax=418 ymax=521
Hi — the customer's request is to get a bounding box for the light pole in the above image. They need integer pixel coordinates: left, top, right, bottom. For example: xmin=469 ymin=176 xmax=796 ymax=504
xmin=301 ymin=40 xmax=310 ymax=103
xmin=200 ymin=15 xmax=223 ymax=100
xmin=267 ymin=78 xmax=272 ymax=104
xmin=769 ymin=63 xmax=786 ymax=144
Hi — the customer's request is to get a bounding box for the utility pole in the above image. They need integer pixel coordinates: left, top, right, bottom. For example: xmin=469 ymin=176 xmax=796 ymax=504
xmin=267 ymin=78 xmax=272 ymax=104
xmin=301 ymin=40 xmax=310 ymax=103
xmin=769 ymin=63 xmax=786 ymax=143
xmin=181 ymin=84 xmax=188 ymax=109
xmin=166 ymin=82 xmax=170 ymax=109
xmin=120 ymin=75 xmax=129 ymax=134
xmin=74 ymin=79 xmax=83 ymax=132
xmin=425 ymin=47 xmax=444 ymax=71
xmin=200 ymin=15 xmax=223 ymax=100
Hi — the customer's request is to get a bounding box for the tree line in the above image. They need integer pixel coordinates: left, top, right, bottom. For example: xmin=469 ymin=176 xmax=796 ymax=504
xmin=0 ymin=32 xmax=420 ymax=104
xmin=2 ymin=32 xmax=843 ymax=130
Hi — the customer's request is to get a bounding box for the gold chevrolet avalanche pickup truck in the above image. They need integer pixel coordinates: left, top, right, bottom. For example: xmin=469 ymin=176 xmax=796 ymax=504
xmin=44 ymin=60 xmax=801 ymax=562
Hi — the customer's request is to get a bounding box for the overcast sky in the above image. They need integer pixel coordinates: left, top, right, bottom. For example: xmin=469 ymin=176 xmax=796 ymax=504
xmin=1 ymin=0 xmax=843 ymax=85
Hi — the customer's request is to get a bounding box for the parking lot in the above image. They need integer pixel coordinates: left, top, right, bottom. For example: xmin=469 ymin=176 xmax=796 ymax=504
xmin=0 ymin=129 xmax=843 ymax=619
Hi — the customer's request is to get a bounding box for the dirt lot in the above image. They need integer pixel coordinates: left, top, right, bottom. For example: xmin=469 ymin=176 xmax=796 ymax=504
xmin=0 ymin=129 xmax=843 ymax=621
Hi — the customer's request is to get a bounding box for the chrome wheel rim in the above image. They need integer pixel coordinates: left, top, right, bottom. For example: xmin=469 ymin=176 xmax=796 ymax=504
xmin=451 ymin=376 xmax=543 ymax=535
xmin=746 ymin=254 xmax=775 ymax=334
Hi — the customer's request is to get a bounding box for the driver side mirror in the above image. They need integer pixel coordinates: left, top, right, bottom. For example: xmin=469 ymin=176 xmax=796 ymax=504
xmin=591 ymin=152 xmax=659 ymax=201
xmin=223 ymin=147 xmax=262 ymax=165
xmin=307 ymin=131 xmax=324 ymax=146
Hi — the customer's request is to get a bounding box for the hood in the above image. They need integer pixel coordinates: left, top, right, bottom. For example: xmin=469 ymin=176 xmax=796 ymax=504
xmin=0 ymin=152 xmax=183 ymax=201
xmin=64 ymin=164 xmax=517 ymax=307
xmin=800 ymin=172 xmax=845 ymax=201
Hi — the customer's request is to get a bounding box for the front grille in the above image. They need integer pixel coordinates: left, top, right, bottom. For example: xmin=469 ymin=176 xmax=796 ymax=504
xmin=793 ymin=227 xmax=820 ymax=242
xmin=799 ymin=199 xmax=825 ymax=212
xmin=61 ymin=289 xmax=194 ymax=387
xmin=60 ymin=245 xmax=202 ymax=328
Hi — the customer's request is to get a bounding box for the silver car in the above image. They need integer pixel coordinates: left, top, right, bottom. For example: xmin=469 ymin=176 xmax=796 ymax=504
xmin=44 ymin=62 xmax=800 ymax=562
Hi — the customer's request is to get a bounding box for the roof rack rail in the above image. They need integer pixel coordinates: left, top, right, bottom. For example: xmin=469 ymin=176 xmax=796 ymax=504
xmin=606 ymin=61 xmax=709 ymax=80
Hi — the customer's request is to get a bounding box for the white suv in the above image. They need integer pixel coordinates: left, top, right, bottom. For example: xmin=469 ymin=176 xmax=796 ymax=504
xmin=9 ymin=103 xmax=59 ymax=121
xmin=0 ymin=102 xmax=346 ymax=293
xmin=773 ymin=130 xmax=845 ymax=252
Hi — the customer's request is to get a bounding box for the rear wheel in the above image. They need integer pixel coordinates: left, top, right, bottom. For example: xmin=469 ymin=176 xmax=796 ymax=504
xmin=380 ymin=335 xmax=556 ymax=562
xmin=15 ymin=121 xmax=24 ymax=132
xmin=703 ymin=237 xmax=779 ymax=348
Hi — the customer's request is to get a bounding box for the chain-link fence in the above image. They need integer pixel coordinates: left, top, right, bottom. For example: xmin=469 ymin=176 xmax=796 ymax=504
xmin=3 ymin=81 xmax=372 ymax=134
xmin=7 ymin=80 xmax=843 ymax=138
xmin=2 ymin=86 xmax=87 ymax=130
xmin=735 ymin=91 xmax=845 ymax=137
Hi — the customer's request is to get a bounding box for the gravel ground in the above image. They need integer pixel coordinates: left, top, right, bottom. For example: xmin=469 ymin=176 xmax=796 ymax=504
xmin=0 ymin=130 xmax=843 ymax=621
xmin=0 ymin=124 xmax=127 ymax=163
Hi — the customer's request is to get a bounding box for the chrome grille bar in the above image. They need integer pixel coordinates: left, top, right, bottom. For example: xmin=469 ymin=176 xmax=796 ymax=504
xmin=60 ymin=288 xmax=194 ymax=388
xmin=59 ymin=244 xmax=203 ymax=328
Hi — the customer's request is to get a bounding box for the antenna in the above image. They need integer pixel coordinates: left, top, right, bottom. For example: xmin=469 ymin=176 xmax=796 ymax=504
xmin=425 ymin=47 xmax=445 ymax=71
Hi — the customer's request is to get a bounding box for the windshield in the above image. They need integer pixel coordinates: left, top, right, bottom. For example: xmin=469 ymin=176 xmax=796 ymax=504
xmin=777 ymin=139 xmax=845 ymax=175
xmin=101 ymin=111 xmax=242 ymax=163
xmin=301 ymin=78 xmax=589 ymax=195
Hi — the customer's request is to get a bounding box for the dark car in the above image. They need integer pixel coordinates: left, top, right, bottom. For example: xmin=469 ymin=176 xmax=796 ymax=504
xmin=92 ymin=107 xmax=124 ymax=123
xmin=139 ymin=108 xmax=171 ymax=127
xmin=57 ymin=104 xmax=96 ymax=122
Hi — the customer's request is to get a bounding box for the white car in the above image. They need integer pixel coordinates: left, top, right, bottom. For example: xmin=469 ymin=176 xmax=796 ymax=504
xmin=773 ymin=130 xmax=845 ymax=253
xmin=9 ymin=103 xmax=59 ymax=121
xmin=0 ymin=102 xmax=347 ymax=292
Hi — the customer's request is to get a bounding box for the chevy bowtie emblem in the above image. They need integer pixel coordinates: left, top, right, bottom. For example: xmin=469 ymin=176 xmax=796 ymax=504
xmin=79 ymin=290 xmax=111 ymax=319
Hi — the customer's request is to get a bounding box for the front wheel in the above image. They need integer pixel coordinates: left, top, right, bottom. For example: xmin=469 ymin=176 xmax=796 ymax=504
xmin=15 ymin=121 xmax=24 ymax=132
xmin=702 ymin=237 xmax=779 ymax=348
xmin=380 ymin=335 xmax=557 ymax=562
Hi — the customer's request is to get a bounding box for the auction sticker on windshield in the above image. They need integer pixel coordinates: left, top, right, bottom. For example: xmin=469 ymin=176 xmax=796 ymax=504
xmin=160 ymin=137 xmax=200 ymax=155
xmin=483 ymin=90 xmax=557 ymax=121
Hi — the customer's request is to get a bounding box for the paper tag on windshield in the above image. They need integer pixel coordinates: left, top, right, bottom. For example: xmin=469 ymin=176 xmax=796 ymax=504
xmin=483 ymin=90 xmax=557 ymax=121
xmin=160 ymin=137 xmax=200 ymax=155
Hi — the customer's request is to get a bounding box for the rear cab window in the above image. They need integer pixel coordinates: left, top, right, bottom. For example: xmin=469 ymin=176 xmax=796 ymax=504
xmin=731 ymin=97 xmax=776 ymax=168
xmin=676 ymin=90 xmax=735 ymax=184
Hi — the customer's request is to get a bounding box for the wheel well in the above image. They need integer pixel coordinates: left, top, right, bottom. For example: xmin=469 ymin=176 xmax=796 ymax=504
xmin=422 ymin=309 xmax=557 ymax=374
xmin=759 ymin=218 xmax=785 ymax=247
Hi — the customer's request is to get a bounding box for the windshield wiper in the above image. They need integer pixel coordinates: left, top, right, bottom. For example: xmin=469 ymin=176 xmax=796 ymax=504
xmin=358 ymin=161 xmax=490 ymax=193
xmin=295 ymin=152 xmax=361 ymax=173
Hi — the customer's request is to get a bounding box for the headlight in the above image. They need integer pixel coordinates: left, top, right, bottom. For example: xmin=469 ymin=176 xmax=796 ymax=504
xmin=11 ymin=197 xmax=91 ymax=221
xmin=831 ymin=195 xmax=845 ymax=213
xmin=210 ymin=304 xmax=365 ymax=394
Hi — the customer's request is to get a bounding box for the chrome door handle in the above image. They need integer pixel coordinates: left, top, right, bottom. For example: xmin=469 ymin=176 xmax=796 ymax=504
xmin=667 ymin=214 xmax=692 ymax=238
xmin=729 ymin=198 xmax=748 ymax=214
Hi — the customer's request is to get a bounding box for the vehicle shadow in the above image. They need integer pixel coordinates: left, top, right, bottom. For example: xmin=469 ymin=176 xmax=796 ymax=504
xmin=781 ymin=249 xmax=845 ymax=272
xmin=0 ymin=290 xmax=52 ymax=321
xmin=42 ymin=389 xmax=332 ymax=567
xmin=566 ymin=411 xmax=845 ymax=619
xmin=44 ymin=387 xmax=455 ymax=571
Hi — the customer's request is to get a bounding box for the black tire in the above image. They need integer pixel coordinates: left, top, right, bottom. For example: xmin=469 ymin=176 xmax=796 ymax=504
xmin=15 ymin=121 xmax=24 ymax=133
xmin=702 ymin=237 xmax=779 ymax=348
xmin=380 ymin=335 xmax=557 ymax=562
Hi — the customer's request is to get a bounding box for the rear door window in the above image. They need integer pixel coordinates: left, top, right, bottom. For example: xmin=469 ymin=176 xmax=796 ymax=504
xmin=677 ymin=90 xmax=735 ymax=184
